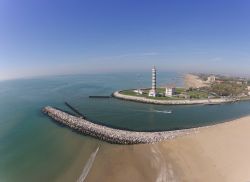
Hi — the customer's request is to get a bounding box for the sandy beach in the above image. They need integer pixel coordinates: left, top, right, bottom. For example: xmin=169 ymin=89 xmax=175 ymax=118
xmin=79 ymin=115 xmax=250 ymax=182
xmin=184 ymin=74 xmax=207 ymax=88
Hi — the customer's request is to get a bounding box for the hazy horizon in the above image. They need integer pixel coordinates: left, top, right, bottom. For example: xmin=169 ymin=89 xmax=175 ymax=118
xmin=1 ymin=0 xmax=250 ymax=80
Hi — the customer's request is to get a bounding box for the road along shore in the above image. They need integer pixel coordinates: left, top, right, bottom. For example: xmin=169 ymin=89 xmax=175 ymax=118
xmin=42 ymin=106 xmax=201 ymax=144
xmin=112 ymin=91 xmax=236 ymax=105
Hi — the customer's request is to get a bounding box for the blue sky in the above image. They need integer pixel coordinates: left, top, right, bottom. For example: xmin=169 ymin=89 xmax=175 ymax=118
xmin=1 ymin=0 xmax=250 ymax=80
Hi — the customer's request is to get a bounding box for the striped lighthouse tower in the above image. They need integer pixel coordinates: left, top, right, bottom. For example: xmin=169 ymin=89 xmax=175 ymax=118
xmin=148 ymin=66 xmax=157 ymax=97
xmin=152 ymin=66 xmax=156 ymax=91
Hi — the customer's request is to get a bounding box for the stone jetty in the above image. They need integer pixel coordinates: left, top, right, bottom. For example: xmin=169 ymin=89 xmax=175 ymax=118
xmin=113 ymin=91 xmax=236 ymax=105
xmin=64 ymin=102 xmax=85 ymax=118
xmin=42 ymin=106 xmax=199 ymax=144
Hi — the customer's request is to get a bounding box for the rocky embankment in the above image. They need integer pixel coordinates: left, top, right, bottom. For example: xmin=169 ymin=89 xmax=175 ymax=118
xmin=113 ymin=91 xmax=236 ymax=105
xmin=43 ymin=106 xmax=198 ymax=144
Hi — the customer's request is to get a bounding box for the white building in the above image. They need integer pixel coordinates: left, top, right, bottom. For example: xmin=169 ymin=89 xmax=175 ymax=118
xmin=148 ymin=66 xmax=157 ymax=97
xmin=165 ymin=87 xmax=176 ymax=97
xmin=247 ymin=86 xmax=250 ymax=95
xmin=207 ymin=75 xmax=216 ymax=83
xmin=133 ymin=89 xmax=143 ymax=95
xmin=148 ymin=89 xmax=157 ymax=97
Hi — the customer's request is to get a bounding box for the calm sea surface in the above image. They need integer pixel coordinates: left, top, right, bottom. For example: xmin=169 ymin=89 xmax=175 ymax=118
xmin=1 ymin=72 xmax=250 ymax=181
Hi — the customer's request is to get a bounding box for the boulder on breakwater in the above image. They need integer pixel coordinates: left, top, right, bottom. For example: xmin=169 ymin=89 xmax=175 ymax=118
xmin=42 ymin=106 xmax=198 ymax=144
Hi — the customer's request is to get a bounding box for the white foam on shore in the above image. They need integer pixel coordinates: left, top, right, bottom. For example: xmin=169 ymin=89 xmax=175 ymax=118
xmin=150 ymin=145 xmax=178 ymax=182
xmin=76 ymin=146 xmax=100 ymax=182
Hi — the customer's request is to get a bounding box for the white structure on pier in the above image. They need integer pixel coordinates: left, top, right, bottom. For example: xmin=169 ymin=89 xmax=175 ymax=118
xmin=165 ymin=86 xmax=176 ymax=97
xmin=133 ymin=89 xmax=143 ymax=95
xmin=148 ymin=66 xmax=157 ymax=97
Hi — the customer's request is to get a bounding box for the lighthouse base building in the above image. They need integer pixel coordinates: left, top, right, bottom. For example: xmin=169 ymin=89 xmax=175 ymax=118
xmin=148 ymin=89 xmax=157 ymax=97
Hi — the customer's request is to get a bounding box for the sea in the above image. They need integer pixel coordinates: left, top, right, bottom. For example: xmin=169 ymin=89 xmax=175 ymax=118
xmin=1 ymin=72 xmax=250 ymax=181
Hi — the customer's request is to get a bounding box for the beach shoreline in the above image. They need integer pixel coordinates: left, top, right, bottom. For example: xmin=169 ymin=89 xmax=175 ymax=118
xmin=45 ymin=103 xmax=250 ymax=182
xmin=82 ymin=115 xmax=250 ymax=182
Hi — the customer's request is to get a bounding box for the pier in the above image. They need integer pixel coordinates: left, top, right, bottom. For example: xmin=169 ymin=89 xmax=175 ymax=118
xmin=64 ymin=102 xmax=85 ymax=118
xmin=42 ymin=106 xmax=199 ymax=144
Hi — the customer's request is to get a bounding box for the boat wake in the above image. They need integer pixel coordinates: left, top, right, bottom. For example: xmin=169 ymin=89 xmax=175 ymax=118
xmin=76 ymin=146 xmax=100 ymax=182
xmin=153 ymin=110 xmax=172 ymax=114
xmin=132 ymin=109 xmax=172 ymax=114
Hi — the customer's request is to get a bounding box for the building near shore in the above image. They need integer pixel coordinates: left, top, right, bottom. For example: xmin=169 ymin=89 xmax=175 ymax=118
xmin=133 ymin=89 xmax=143 ymax=95
xmin=165 ymin=86 xmax=176 ymax=97
xmin=148 ymin=66 xmax=157 ymax=97
xmin=207 ymin=75 xmax=216 ymax=83
xmin=247 ymin=86 xmax=250 ymax=96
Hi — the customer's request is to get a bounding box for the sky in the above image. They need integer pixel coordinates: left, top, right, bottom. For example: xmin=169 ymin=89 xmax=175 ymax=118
xmin=1 ymin=0 xmax=250 ymax=80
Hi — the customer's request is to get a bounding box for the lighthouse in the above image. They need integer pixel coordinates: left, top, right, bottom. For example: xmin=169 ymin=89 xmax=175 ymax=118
xmin=148 ymin=66 xmax=157 ymax=97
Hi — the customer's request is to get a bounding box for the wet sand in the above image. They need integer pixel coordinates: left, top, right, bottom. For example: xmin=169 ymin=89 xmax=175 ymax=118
xmin=82 ymin=116 xmax=250 ymax=182
xmin=185 ymin=74 xmax=207 ymax=88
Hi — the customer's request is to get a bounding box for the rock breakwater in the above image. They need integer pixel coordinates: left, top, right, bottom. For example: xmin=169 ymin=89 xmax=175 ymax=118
xmin=43 ymin=106 xmax=199 ymax=144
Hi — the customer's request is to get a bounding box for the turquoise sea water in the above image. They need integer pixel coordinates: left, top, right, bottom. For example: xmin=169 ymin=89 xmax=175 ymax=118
xmin=1 ymin=72 xmax=250 ymax=181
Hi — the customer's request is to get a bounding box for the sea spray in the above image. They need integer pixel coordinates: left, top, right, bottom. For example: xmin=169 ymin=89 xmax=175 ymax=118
xmin=76 ymin=146 xmax=100 ymax=182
